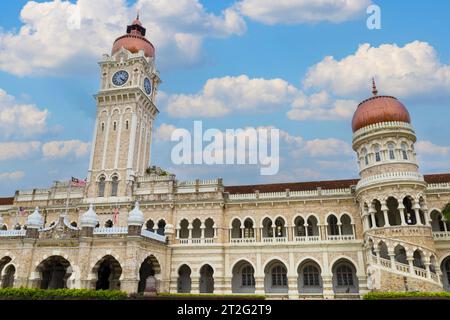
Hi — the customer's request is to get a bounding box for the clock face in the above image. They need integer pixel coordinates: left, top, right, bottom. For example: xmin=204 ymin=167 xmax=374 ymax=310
xmin=144 ymin=77 xmax=152 ymax=95
xmin=112 ymin=70 xmax=129 ymax=86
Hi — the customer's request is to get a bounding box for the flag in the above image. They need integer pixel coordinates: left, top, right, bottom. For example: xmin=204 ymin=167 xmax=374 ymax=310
xmin=71 ymin=177 xmax=87 ymax=187
xmin=113 ymin=208 xmax=119 ymax=225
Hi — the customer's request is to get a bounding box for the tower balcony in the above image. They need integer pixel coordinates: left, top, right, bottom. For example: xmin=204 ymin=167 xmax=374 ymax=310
xmin=356 ymin=171 xmax=425 ymax=191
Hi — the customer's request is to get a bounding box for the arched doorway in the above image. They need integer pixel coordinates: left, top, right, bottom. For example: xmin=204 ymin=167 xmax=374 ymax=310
xmin=232 ymin=260 xmax=255 ymax=294
xmin=2 ymin=265 xmax=15 ymax=288
xmin=138 ymin=255 xmax=161 ymax=293
xmin=37 ymin=256 xmax=72 ymax=289
xmin=93 ymin=255 xmax=122 ymax=290
xmin=199 ymin=264 xmax=214 ymax=293
xmin=177 ymin=264 xmax=192 ymax=293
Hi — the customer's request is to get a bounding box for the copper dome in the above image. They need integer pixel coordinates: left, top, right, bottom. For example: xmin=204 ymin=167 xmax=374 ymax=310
xmin=111 ymin=17 xmax=155 ymax=58
xmin=352 ymin=81 xmax=411 ymax=132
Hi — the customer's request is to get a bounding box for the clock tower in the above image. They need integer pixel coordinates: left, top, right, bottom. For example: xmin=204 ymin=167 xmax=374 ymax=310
xmin=86 ymin=17 xmax=160 ymax=200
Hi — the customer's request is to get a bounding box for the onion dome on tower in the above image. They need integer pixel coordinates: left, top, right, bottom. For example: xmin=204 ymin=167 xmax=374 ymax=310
xmin=111 ymin=14 xmax=155 ymax=58
xmin=26 ymin=207 xmax=44 ymax=229
xmin=352 ymin=78 xmax=411 ymax=132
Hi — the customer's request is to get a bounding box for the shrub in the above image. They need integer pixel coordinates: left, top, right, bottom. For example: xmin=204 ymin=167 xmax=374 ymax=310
xmin=363 ymin=292 xmax=450 ymax=300
xmin=0 ymin=288 xmax=127 ymax=300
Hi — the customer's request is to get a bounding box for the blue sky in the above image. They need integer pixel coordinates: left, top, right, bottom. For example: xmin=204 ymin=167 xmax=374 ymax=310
xmin=0 ymin=0 xmax=450 ymax=196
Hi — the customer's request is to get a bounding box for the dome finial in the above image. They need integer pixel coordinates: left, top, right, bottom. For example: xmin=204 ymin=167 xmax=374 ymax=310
xmin=372 ymin=77 xmax=378 ymax=96
xmin=137 ymin=11 xmax=140 ymax=21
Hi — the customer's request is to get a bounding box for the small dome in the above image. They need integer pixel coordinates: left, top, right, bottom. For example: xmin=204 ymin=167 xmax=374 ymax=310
xmin=26 ymin=207 xmax=44 ymax=229
xmin=80 ymin=204 xmax=99 ymax=228
xmin=352 ymin=80 xmax=411 ymax=133
xmin=111 ymin=17 xmax=155 ymax=58
xmin=128 ymin=202 xmax=144 ymax=226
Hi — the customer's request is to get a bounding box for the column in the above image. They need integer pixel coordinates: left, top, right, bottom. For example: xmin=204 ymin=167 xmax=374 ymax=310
xmin=424 ymin=261 xmax=432 ymax=279
xmin=287 ymin=275 xmax=298 ymax=300
xmin=369 ymin=209 xmax=377 ymax=229
xmin=200 ymin=223 xmax=205 ymax=240
xmin=188 ymin=224 xmax=193 ymax=242
xmin=413 ymin=200 xmax=422 ymax=225
xmin=374 ymin=249 xmax=381 ymax=264
xmin=381 ymin=201 xmax=390 ymax=227
xmin=398 ymin=204 xmax=406 ymax=226
xmin=304 ymin=223 xmax=309 ymax=238
xmin=423 ymin=210 xmax=430 ymax=226
xmin=254 ymin=276 xmax=265 ymax=295
xmin=388 ymin=252 xmax=396 ymax=269
xmin=191 ymin=276 xmax=200 ymax=294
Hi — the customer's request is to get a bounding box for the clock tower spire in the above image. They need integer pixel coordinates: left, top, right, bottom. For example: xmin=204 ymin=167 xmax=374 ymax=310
xmin=86 ymin=18 xmax=161 ymax=200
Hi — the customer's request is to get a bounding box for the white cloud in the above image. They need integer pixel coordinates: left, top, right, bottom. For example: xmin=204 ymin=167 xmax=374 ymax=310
xmin=288 ymin=91 xmax=357 ymax=120
xmin=0 ymin=0 xmax=246 ymax=76
xmin=416 ymin=141 xmax=450 ymax=156
xmin=42 ymin=140 xmax=91 ymax=159
xmin=235 ymin=0 xmax=371 ymax=25
xmin=0 ymin=171 xmax=25 ymax=181
xmin=155 ymin=123 xmax=178 ymax=141
xmin=165 ymin=75 xmax=299 ymax=117
xmin=0 ymin=141 xmax=41 ymax=161
xmin=0 ymin=89 xmax=48 ymax=138
xmin=303 ymin=41 xmax=450 ymax=98
xmin=303 ymin=138 xmax=353 ymax=157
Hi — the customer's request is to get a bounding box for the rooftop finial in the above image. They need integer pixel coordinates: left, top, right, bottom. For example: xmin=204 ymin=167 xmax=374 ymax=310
xmin=372 ymin=77 xmax=378 ymax=96
xmin=137 ymin=11 xmax=140 ymax=21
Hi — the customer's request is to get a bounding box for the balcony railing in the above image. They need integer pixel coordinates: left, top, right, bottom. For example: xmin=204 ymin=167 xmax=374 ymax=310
xmin=262 ymin=237 xmax=287 ymax=243
xmin=93 ymin=227 xmax=128 ymax=235
xmin=0 ymin=230 xmax=26 ymax=237
xmin=141 ymin=229 xmax=166 ymax=242
xmin=230 ymin=238 xmax=256 ymax=244
xmin=178 ymin=238 xmax=216 ymax=244
xmin=432 ymin=231 xmax=450 ymax=240
xmin=327 ymin=234 xmax=356 ymax=241
xmin=294 ymin=236 xmax=320 ymax=243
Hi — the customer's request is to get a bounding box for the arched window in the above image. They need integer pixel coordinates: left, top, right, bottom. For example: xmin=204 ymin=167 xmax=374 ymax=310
xmin=231 ymin=219 xmax=241 ymax=239
xmin=204 ymin=218 xmax=215 ymax=238
xmin=303 ymin=265 xmax=320 ymax=287
xmin=157 ymin=220 xmax=166 ymax=236
xmin=111 ymin=176 xmax=119 ymax=197
xmin=101 ymin=123 xmax=105 ymax=132
xmin=401 ymin=143 xmax=409 ymax=160
xmin=14 ymin=224 xmax=21 ymax=231
xmin=113 ymin=122 xmax=117 ymax=131
xmin=340 ymin=215 xmax=353 ymax=235
xmin=145 ymin=220 xmax=154 ymax=232
xmin=242 ymin=265 xmax=255 ymax=287
xmin=336 ymin=264 xmax=354 ymax=286
xmin=388 ymin=143 xmax=395 ymax=160
xmin=361 ymin=148 xmax=369 ymax=166
xmin=179 ymin=219 xmax=189 ymax=239
xmin=374 ymin=145 xmax=381 ymax=162
xmin=70 ymin=222 xmax=78 ymax=228
xmin=271 ymin=265 xmax=287 ymax=287
xmin=294 ymin=217 xmax=306 ymax=237
xmin=243 ymin=219 xmax=254 ymax=238
xmin=327 ymin=215 xmax=339 ymax=236
xmin=262 ymin=218 xmax=273 ymax=238
xmin=274 ymin=218 xmax=286 ymax=238
xmin=442 ymin=257 xmax=450 ymax=290
xmin=98 ymin=176 xmax=106 ymax=197
xmin=125 ymin=121 xmax=129 ymax=130
xmin=1 ymin=224 xmax=7 ymax=231
xmin=105 ymin=220 xmax=113 ymax=228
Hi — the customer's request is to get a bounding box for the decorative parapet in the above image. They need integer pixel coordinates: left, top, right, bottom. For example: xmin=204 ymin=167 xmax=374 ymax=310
xmin=356 ymin=171 xmax=425 ymax=190
xmin=353 ymin=121 xmax=415 ymax=141
xmin=427 ymin=183 xmax=450 ymax=192
xmin=93 ymin=227 xmax=128 ymax=235
xmin=228 ymin=188 xmax=352 ymax=201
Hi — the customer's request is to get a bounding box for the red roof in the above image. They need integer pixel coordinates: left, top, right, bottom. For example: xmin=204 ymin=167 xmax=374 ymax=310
xmin=0 ymin=197 xmax=14 ymax=205
xmin=224 ymin=173 xmax=450 ymax=194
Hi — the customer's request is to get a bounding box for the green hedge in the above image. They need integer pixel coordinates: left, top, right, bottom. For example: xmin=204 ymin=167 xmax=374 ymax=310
xmin=363 ymin=292 xmax=450 ymax=300
xmin=128 ymin=292 xmax=266 ymax=300
xmin=0 ymin=288 xmax=127 ymax=300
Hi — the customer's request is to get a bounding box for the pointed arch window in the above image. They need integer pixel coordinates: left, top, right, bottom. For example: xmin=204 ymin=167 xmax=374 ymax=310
xmin=401 ymin=143 xmax=409 ymax=160
xmin=374 ymin=145 xmax=381 ymax=162
xmin=111 ymin=176 xmax=119 ymax=197
xmin=98 ymin=176 xmax=106 ymax=197
xmin=361 ymin=148 xmax=368 ymax=166
xmin=388 ymin=143 xmax=396 ymax=160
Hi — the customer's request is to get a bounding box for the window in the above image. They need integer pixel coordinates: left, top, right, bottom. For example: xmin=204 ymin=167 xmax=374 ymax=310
xmin=157 ymin=220 xmax=166 ymax=236
xmin=241 ymin=266 xmax=255 ymax=287
xmin=271 ymin=266 xmax=287 ymax=286
xmin=101 ymin=123 xmax=105 ymax=132
xmin=98 ymin=177 xmax=106 ymax=197
xmin=374 ymin=145 xmax=381 ymax=162
xmin=70 ymin=222 xmax=78 ymax=228
xmin=328 ymin=215 xmax=339 ymax=236
xmin=243 ymin=219 xmax=254 ymax=238
xmin=401 ymin=143 xmax=409 ymax=160
xmin=105 ymin=220 xmax=113 ymax=228
xmin=113 ymin=122 xmax=117 ymax=131
xmin=1 ymin=225 xmax=7 ymax=231
xmin=361 ymin=148 xmax=369 ymax=166
xmin=303 ymin=265 xmax=320 ymax=286
xmin=336 ymin=265 xmax=354 ymax=286
xmin=126 ymin=121 xmax=129 ymax=130
xmin=444 ymin=259 xmax=450 ymax=286
xmin=111 ymin=176 xmax=119 ymax=197
xmin=388 ymin=143 xmax=395 ymax=160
